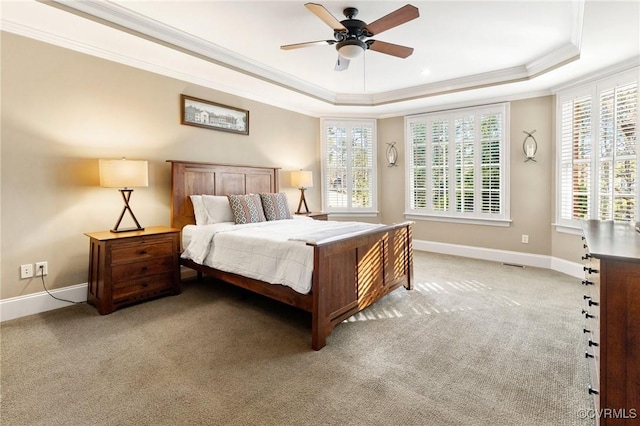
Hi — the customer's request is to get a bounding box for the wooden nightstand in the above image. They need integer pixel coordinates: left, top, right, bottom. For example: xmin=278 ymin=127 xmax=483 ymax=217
xmin=295 ymin=212 xmax=329 ymax=221
xmin=85 ymin=226 xmax=181 ymax=315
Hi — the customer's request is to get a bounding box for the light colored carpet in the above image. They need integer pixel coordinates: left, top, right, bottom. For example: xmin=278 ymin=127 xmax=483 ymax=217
xmin=1 ymin=251 xmax=594 ymax=425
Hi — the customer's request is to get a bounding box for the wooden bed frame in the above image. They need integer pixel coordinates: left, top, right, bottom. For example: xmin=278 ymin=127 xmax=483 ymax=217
xmin=168 ymin=160 xmax=413 ymax=350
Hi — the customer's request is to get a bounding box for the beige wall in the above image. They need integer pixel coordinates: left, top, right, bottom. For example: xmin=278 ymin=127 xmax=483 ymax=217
xmin=1 ymin=32 xmax=319 ymax=300
xmin=378 ymin=97 xmax=582 ymax=259
xmin=1 ymin=32 xmax=583 ymax=302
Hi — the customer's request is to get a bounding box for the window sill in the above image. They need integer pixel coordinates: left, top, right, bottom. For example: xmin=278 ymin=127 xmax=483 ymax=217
xmin=405 ymin=213 xmax=512 ymax=227
xmin=552 ymin=223 xmax=583 ymax=235
xmin=325 ymin=212 xmax=379 ymax=218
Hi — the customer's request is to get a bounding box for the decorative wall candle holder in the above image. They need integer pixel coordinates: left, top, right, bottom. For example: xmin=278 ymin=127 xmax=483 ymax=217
xmin=523 ymin=130 xmax=538 ymax=162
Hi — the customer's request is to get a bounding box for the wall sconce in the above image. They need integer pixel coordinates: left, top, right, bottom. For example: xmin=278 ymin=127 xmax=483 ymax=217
xmin=386 ymin=142 xmax=398 ymax=166
xmin=99 ymin=158 xmax=148 ymax=232
xmin=523 ymin=130 xmax=538 ymax=162
xmin=291 ymin=170 xmax=313 ymax=214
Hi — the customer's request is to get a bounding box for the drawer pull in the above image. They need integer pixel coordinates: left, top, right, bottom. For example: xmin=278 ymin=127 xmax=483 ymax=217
xmin=581 ymin=254 xmax=592 ymax=260
xmin=582 ymin=280 xmax=594 ymax=286
xmin=583 ymin=266 xmax=599 ymax=274
xmin=585 ymin=351 xmax=595 ymax=359
xmin=583 ymin=328 xmax=591 ymax=334
xmin=582 ymin=309 xmax=595 ymax=319
xmin=588 ymin=386 xmax=599 ymax=395
xmin=138 ymin=250 xmax=148 ymax=255
xmin=142 ymin=282 xmax=149 ymax=288
xmin=588 ymin=300 xmax=599 ymax=307
xmin=140 ymin=266 xmax=148 ymax=273
xmin=583 ymin=243 xmax=588 ymax=249
xmin=583 ymin=295 xmax=591 ymax=300
xmin=588 ymin=340 xmax=599 ymax=347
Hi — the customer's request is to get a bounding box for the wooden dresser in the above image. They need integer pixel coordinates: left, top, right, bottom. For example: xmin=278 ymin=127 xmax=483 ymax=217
xmin=581 ymin=220 xmax=640 ymax=425
xmin=85 ymin=226 xmax=181 ymax=314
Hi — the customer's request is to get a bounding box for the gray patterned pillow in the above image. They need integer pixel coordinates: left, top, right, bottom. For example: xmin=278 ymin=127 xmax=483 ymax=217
xmin=227 ymin=194 xmax=266 ymax=224
xmin=260 ymin=193 xmax=292 ymax=221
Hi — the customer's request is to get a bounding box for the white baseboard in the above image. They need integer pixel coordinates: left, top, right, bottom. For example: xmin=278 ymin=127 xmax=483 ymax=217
xmin=0 ymin=283 xmax=88 ymax=322
xmin=0 ymin=245 xmax=584 ymax=322
xmin=413 ymin=239 xmax=584 ymax=279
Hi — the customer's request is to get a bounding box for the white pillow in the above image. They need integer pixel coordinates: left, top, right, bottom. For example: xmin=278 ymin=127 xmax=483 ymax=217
xmin=189 ymin=195 xmax=207 ymax=225
xmin=201 ymin=195 xmax=235 ymax=223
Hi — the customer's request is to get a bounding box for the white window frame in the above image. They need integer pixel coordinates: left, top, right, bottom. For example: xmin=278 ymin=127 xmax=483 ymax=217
xmin=320 ymin=118 xmax=378 ymax=216
xmin=404 ymin=103 xmax=511 ymax=226
xmin=555 ymin=69 xmax=639 ymax=233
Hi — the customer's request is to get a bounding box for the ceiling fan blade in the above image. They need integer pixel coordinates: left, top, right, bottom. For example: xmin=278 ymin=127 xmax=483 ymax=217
xmin=281 ymin=40 xmax=335 ymax=50
xmin=334 ymin=56 xmax=350 ymax=72
xmin=305 ymin=3 xmax=347 ymax=31
xmin=364 ymin=4 xmax=419 ymax=36
xmin=367 ymin=40 xmax=414 ymax=58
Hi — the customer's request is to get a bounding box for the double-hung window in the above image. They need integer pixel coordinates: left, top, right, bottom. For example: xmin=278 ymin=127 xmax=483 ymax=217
xmin=320 ymin=118 xmax=377 ymax=215
xmin=556 ymin=70 xmax=638 ymax=230
xmin=405 ymin=103 xmax=510 ymax=225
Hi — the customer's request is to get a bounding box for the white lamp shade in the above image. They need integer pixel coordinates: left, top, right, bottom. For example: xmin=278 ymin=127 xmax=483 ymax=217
xmin=99 ymin=159 xmax=149 ymax=188
xmin=291 ymin=170 xmax=313 ymax=188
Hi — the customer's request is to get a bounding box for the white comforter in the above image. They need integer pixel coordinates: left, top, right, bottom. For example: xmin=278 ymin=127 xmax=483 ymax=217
xmin=181 ymin=219 xmax=382 ymax=294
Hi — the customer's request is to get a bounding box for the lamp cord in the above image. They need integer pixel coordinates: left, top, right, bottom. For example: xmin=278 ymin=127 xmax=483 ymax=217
xmin=39 ymin=268 xmax=82 ymax=305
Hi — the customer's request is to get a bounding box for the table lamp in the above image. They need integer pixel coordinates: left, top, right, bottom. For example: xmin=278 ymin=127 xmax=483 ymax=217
xmin=291 ymin=170 xmax=313 ymax=214
xmin=99 ymin=158 xmax=148 ymax=232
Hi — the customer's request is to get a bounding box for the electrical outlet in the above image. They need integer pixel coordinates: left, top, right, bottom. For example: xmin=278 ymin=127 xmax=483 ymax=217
xmin=20 ymin=264 xmax=34 ymax=279
xmin=521 ymin=234 xmax=529 ymax=244
xmin=35 ymin=261 xmax=48 ymax=276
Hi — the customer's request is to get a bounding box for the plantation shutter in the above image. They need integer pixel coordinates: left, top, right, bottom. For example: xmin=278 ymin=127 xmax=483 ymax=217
xmin=324 ymin=124 xmax=348 ymax=209
xmin=431 ymin=120 xmax=449 ymax=212
xmin=455 ymin=116 xmax=474 ymax=212
xmin=406 ymin=103 xmax=509 ymax=224
xmin=557 ymin=71 xmax=638 ymax=228
xmin=351 ymin=124 xmax=374 ymax=209
xmin=321 ymin=119 xmax=377 ymax=213
xmin=598 ymin=82 xmax=637 ymax=221
xmin=408 ymin=121 xmax=427 ymax=209
xmin=480 ymin=113 xmax=502 ymax=214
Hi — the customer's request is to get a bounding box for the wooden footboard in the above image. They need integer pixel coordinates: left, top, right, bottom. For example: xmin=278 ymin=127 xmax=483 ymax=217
xmin=310 ymin=221 xmax=413 ymax=349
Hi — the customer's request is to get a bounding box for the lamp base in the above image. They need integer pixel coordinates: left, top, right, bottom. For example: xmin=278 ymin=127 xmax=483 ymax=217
xmin=110 ymin=226 xmax=145 ymax=234
xmin=295 ymin=188 xmax=310 ymax=215
xmin=110 ymin=189 xmax=144 ymax=233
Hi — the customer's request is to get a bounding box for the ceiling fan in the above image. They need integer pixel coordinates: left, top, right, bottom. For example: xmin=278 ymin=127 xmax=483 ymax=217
xmin=281 ymin=3 xmax=420 ymax=71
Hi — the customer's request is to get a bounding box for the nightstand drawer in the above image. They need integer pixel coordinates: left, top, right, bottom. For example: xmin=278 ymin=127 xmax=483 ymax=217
xmin=112 ymin=271 xmax=176 ymax=301
xmin=111 ymin=239 xmax=174 ymax=264
xmin=111 ymin=255 xmax=175 ymax=281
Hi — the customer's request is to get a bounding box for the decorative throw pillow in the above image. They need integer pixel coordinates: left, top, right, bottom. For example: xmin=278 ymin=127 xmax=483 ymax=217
xmin=227 ymin=194 xmax=266 ymax=224
xmin=201 ymin=195 xmax=234 ymax=223
xmin=260 ymin=192 xmax=292 ymax=221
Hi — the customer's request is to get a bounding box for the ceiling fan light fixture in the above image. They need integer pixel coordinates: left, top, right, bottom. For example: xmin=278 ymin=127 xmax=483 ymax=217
xmin=337 ymin=40 xmax=365 ymax=59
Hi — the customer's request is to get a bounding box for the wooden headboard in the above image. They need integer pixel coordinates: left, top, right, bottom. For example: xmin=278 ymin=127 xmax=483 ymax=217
xmin=167 ymin=160 xmax=280 ymax=230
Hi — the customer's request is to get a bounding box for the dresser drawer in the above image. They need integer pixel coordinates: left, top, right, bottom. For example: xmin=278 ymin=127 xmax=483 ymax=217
xmin=112 ymin=271 xmax=176 ymax=301
xmin=111 ymin=255 xmax=175 ymax=282
xmin=111 ymin=238 xmax=174 ymax=264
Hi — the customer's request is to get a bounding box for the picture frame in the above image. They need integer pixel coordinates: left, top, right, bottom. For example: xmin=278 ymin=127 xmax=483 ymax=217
xmin=180 ymin=94 xmax=249 ymax=135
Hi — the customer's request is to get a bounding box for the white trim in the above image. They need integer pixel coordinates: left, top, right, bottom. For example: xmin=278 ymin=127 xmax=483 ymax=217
xmin=413 ymin=239 xmax=584 ymax=279
xmin=0 ymin=283 xmax=88 ymax=322
xmin=0 ymin=243 xmax=586 ymax=322
xmin=11 ymin=0 xmax=584 ymax=108
xmin=405 ymin=214 xmax=512 ymax=227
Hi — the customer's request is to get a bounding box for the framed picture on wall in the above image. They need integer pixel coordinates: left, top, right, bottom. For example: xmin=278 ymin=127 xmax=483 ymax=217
xmin=180 ymin=94 xmax=249 ymax=135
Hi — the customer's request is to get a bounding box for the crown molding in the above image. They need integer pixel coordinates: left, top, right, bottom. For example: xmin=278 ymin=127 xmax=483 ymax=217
xmin=35 ymin=0 xmax=585 ymax=108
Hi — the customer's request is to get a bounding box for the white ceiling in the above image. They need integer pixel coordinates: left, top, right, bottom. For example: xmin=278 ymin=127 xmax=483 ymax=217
xmin=1 ymin=0 xmax=639 ymax=117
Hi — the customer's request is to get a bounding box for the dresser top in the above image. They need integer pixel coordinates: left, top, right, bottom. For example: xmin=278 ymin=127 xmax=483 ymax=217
xmin=581 ymin=220 xmax=640 ymax=262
